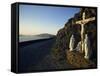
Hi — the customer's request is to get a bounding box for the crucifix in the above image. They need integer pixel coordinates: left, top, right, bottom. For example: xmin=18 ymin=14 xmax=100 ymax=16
xmin=75 ymin=12 xmax=95 ymax=53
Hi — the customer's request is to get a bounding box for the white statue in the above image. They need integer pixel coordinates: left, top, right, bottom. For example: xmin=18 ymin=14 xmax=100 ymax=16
xmin=75 ymin=41 xmax=81 ymax=52
xmin=84 ymin=34 xmax=91 ymax=59
xmin=69 ymin=35 xmax=75 ymax=51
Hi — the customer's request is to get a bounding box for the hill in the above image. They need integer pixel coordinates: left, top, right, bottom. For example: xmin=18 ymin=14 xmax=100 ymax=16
xmin=51 ymin=8 xmax=97 ymax=68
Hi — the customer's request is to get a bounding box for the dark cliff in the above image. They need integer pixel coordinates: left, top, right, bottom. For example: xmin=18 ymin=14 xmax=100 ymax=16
xmin=51 ymin=8 xmax=97 ymax=68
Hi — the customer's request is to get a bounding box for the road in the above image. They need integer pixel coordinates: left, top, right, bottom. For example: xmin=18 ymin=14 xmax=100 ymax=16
xmin=18 ymin=38 xmax=56 ymax=72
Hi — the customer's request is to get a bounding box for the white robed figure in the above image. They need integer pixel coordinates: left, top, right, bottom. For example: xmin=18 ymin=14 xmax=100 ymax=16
xmin=84 ymin=34 xmax=91 ymax=59
xmin=69 ymin=35 xmax=75 ymax=51
xmin=75 ymin=41 xmax=81 ymax=52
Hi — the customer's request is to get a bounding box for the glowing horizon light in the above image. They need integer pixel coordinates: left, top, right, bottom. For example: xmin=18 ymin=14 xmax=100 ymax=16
xmin=19 ymin=4 xmax=80 ymax=35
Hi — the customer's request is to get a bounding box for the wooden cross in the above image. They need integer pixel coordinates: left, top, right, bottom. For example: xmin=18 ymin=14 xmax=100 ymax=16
xmin=75 ymin=12 xmax=95 ymax=53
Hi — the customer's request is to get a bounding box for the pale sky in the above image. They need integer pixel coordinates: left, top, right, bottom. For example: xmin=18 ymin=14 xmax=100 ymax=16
xmin=19 ymin=4 xmax=80 ymax=35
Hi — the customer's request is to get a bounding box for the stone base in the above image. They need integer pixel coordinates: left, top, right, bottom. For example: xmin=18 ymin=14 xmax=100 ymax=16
xmin=66 ymin=50 xmax=95 ymax=68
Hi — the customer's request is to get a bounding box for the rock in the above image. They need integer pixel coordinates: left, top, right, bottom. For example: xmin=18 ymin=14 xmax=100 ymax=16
xmin=66 ymin=50 xmax=95 ymax=68
xmin=51 ymin=8 xmax=97 ymax=67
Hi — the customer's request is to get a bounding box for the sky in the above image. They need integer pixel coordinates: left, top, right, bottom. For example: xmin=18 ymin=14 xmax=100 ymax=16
xmin=19 ymin=4 xmax=80 ymax=35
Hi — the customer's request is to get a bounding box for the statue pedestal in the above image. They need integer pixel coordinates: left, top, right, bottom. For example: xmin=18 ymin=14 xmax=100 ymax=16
xmin=66 ymin=50 xmax=95 ymax=68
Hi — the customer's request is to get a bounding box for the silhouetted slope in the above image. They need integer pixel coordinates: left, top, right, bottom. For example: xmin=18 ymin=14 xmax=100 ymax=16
xmin=52 ymin=8 xmax=97 ymax=68
xmin=19 ymin=38 xmax=56 ymax=72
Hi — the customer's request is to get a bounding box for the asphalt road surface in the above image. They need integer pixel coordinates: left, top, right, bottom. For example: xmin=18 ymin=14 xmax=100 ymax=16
xmin=18 ymin=38 xmax=56 ymax=72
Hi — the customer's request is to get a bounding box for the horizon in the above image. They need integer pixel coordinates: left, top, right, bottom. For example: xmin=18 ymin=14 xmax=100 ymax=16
xmin=19 ymin=33 xmax=56 ymax=36
xmin=19 ymin=4 xmax=80 ymax=35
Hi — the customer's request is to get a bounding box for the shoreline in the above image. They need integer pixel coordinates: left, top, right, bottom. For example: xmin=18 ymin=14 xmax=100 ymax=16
xmin=19 ymin=37 xmax=56 ymax=47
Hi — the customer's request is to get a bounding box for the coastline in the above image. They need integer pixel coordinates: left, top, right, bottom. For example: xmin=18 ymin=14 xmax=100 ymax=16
xmin=19 ymin=37 xmax=56 ymax=47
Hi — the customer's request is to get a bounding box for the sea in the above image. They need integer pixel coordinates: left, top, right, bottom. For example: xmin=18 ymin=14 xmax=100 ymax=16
xmin=19 ymin=35 xmax=51 ymax=42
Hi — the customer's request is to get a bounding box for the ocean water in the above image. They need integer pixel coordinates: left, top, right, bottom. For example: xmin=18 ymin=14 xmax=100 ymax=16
xmin=19 ymin=35 xmax=50 ymax=42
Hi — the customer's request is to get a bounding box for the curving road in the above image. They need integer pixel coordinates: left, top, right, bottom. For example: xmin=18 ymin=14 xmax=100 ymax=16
xmin=18 ymin=38 xmax=56 ymax=72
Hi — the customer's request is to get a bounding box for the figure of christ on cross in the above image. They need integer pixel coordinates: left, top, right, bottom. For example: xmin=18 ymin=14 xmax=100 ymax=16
xmin=75 ymin=12 xmax=95 ymax=53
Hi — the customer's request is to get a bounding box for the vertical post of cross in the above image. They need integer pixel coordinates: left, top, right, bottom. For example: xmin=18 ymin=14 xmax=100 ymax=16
xmin=75 ymin=12 xmax=95 ymax=54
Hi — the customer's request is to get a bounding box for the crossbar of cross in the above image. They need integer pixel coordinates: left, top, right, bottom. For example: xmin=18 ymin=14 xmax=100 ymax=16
xmin=75 ymin=12 xmax=95 ymax=53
